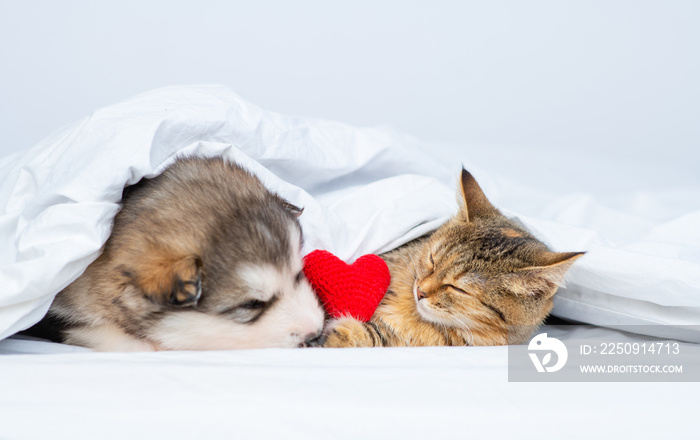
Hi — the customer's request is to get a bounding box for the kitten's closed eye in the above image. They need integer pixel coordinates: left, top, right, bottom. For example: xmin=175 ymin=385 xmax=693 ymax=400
xmin=446 ymin=284 xmax=470 ymax=295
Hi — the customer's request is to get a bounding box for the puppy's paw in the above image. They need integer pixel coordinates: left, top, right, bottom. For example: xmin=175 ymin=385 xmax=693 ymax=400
xmin=323 ymin=316 xmax=376 ymax=348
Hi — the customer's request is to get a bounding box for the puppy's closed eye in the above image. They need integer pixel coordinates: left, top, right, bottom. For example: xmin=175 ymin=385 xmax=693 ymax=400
xmin=294 ymin=271 xmax=304 ymax=286
xmin=239 ymin=299 xmax=266 ymax=310
xmin=219 ymin=296 xmax=279 ymax=324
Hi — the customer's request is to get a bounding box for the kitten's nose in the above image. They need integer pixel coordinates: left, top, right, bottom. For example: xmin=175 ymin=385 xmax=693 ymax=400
xmin=416 ymin=289 xmax=427 ymax=300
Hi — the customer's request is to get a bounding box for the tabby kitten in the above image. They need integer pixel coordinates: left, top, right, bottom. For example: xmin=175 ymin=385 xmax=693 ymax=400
xmin=323 ymin=169 xmax=584 ymax=347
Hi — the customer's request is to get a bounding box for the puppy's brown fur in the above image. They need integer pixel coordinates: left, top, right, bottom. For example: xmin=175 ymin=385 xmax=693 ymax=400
xmin=42 ymin=156 xmax=325 ymax=351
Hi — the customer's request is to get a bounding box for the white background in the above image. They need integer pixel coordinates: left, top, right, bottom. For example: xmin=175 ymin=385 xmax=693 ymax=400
xmin=1 ymin=0 xmax=698 ymax=171
xmin=1 ymin=4 xmax=699 ymax=438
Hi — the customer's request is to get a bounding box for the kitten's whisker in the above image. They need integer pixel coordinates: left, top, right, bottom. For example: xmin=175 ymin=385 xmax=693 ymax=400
xmin=450 ymin=317 xmax=475 ymax=345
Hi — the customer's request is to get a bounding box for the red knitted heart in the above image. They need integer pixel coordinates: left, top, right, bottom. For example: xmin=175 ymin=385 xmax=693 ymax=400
xmin=302 ymin=250 xmax=390 ymax=322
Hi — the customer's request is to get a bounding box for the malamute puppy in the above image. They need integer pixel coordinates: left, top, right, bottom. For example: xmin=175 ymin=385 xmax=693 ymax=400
xmin=39 ymin=156 xmax=325 ymax=351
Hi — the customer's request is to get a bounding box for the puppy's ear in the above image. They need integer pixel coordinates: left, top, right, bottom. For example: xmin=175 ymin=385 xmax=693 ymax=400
xmin=129 ymin=254 xmax=203 ymax=306
xmin=279 ymin=198 xmax=304 ymax=218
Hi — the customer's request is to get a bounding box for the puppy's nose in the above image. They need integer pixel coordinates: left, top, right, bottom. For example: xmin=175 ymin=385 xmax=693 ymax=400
xmin=302 ymin=331 xmax=324 ymax=347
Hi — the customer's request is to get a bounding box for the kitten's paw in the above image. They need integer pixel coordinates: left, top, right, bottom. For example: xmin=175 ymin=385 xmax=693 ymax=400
xmin=323 ymin=317 xmax=375 ymax=348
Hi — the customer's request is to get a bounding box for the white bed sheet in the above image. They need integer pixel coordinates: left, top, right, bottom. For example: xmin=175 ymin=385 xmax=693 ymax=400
xmin=0 ymin=325 xmax=696 ymax=440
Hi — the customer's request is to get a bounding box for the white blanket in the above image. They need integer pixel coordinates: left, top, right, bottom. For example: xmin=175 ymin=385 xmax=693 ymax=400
xmin=0 ymin=85 xmax=456 ymax=340
xmin=1 ymin=85 xmax=699 ymax=342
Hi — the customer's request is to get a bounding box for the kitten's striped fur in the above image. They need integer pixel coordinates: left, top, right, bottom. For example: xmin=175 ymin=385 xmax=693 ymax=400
xmin=323 ymin=169 xmax=583 ymax=347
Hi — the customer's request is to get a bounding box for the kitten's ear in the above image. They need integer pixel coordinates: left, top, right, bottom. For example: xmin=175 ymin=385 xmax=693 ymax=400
xmin=458 ymin=168 xmax=499 ymax=222
xmin=531 ymin=251 xmax=585 ymax=284
xmin=509 ymin=251 xmax=585 ymax=298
